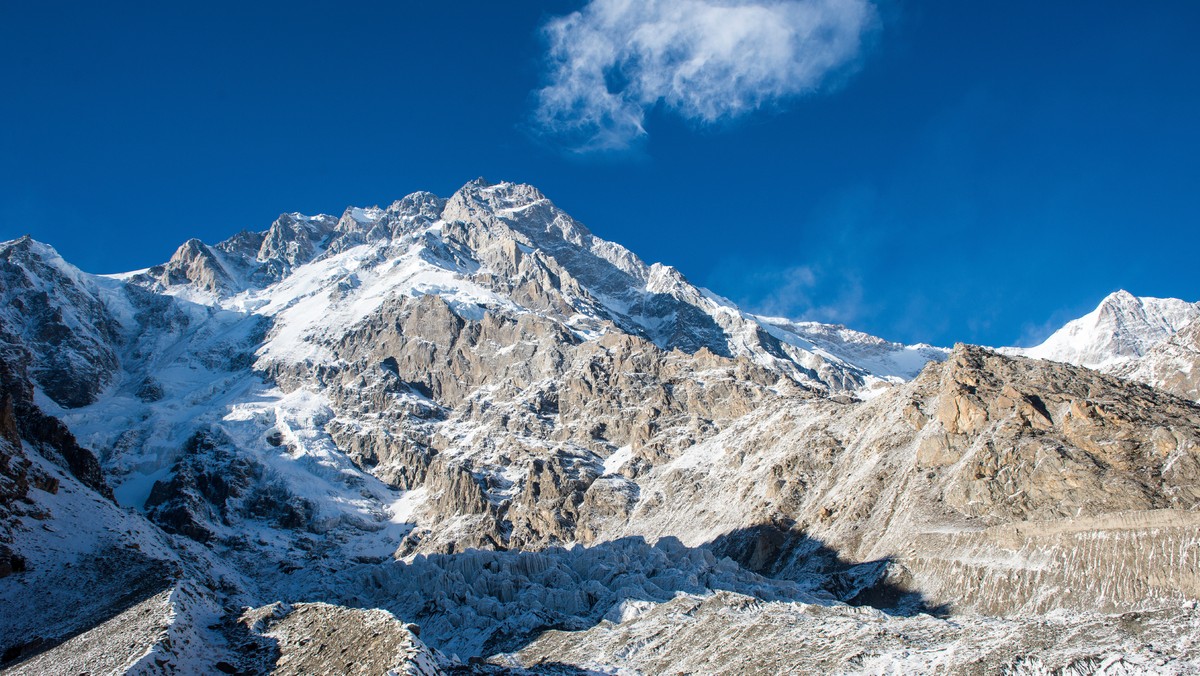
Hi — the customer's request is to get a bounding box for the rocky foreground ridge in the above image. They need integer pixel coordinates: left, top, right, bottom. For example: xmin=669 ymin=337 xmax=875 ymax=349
xmin=1 ymin=179 xmax=1198 ymax=674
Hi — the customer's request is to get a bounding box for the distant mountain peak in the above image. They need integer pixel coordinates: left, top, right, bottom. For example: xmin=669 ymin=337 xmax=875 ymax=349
xmin=1019 ymin=291 xmax=1200 ymax=369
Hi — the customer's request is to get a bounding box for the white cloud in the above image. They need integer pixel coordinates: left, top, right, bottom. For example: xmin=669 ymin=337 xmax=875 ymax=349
xmin=753 ymin=264 xmax=865 ymax=324
xmin=707 ymin=258 xmax=867 ymax=326
xmin=535 ymin=0 xmax=876 ymax=152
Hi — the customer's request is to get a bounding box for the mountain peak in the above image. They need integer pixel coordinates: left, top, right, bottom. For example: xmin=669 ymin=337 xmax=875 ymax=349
xmin=1096 ymin=288 xmax=1149 ymax=314
xmin=1101 ymin=288 xmax=1137 ymax=304
xmin=1021 ymin=291 xmax=1200 ymax=368
xmin=5 ymin=234 xmax=35 ymax=247
xmin=0 ymin=236 xmax=82 ymax=285
xmin=3 ymin=234 xmax=54 ymax=258
xmin=450 ymin=179 xmax=548 ymax=209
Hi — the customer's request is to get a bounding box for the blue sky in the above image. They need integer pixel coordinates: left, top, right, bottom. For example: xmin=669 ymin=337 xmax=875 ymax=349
xmin=2 ymin=1 xmax=1197 ymax=347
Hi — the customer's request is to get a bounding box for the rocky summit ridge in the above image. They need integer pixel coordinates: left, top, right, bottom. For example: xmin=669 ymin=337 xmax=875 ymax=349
xmin=0 ymin=179 xmax=1198 ymax=674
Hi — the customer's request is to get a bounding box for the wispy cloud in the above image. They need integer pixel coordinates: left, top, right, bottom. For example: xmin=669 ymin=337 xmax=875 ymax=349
xmin=534 ymin=0 xmax=876 ymax=152
xmin=709 ymin=260 xmax=868 ymax=326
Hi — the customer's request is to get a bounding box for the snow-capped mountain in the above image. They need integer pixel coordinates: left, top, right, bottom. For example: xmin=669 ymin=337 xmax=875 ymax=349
xmin=2 ymin=180 xmax=951 ymax=555
xmin=3 ymin=179 xmax=1199 ymax=673
xmin=1013 ymin=289 xmax=1200 ymax=369
xmin=1004 ymin=289 xmax=1200 ymax=402
xmin=1112 ymin=316 xmax=1200 ymax=402
xmin=127 ymin=179 xmax=945 ymax=396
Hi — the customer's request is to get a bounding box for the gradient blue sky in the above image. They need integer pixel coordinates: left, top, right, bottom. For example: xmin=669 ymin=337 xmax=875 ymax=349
xmin=2 ymin=1 xmax=1197 ymax=347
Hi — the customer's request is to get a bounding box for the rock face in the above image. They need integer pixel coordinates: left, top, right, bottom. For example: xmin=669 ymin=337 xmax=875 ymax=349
xmin=0 ymin=238 xmax=123 ymax=408
xmin=142 ymin=429 xmax=317 ymax=543
xmin=306 ymin=291 xmax=789 ymax=554
xmin=2 ymin=180 xmax=1200 ymax=673
xmin=605 ymin=345 xmax=1200 ymax=616
xmin=1114 ymin=317 xmax=1200 ymax=402
xmin=147 ymin=238 xmax=236 ymax=295
xmin=0 ymin=346 xmax=112 ymax=505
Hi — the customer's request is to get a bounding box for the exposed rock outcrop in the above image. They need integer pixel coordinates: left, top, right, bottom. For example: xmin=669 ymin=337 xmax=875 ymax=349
xmin=146 ymin=238 xmax=235 ymax=295
xmin=0 ymin=346 xmax=111 ymax=504
xmin=144 ymin=429 xmax=317 ymax=543
xmin=0 ymin=238 xmax=122 ymax=408
xmin=603 ymin=345 xmax=1200 ymax=616
xmin=239 ymin=602 xmax=445 ymax=675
